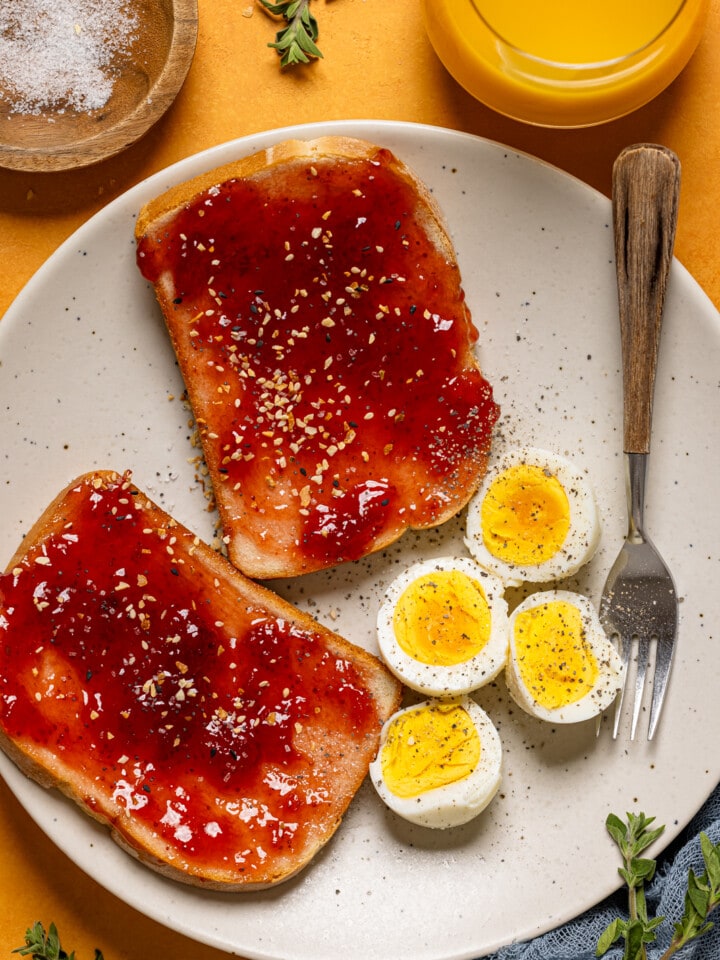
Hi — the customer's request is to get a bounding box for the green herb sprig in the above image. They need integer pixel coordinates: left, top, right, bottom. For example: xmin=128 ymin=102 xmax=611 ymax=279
xmin=13 ymin=922 xmax=104 ymax=960
xmin=258 ymin=0 xmax=323 ymax=67
xmin=598 ymin=812 xmax=720 ymax=960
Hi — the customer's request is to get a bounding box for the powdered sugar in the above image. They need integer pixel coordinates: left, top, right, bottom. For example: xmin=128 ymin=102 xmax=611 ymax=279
xmin=0 ymin=0 xmax=139 ymax=115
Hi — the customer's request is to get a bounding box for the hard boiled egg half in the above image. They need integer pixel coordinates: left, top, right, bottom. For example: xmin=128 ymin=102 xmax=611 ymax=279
xmin=369 ymin=696 xmax=502 ymax=829
xmin=376 ymin=557 xmax=509 ymax=697
xmin=506 ymin=590 xmax=623 ymax=723
xmin=465 ymin=447 xmax=600 ymax=587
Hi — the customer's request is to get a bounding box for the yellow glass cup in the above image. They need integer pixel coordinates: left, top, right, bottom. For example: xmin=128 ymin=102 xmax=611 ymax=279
xmin=423 ymin=0 xmax=710 ymax=127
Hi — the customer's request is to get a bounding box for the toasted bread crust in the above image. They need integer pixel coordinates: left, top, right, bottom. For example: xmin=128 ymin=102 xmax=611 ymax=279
xmin=136 ymin=137 xmax=427 ymax=237
xmin=136 ymin=137 xmax=499 ymax=578
xmin=0 ymin=470 xmax=402 ymax=890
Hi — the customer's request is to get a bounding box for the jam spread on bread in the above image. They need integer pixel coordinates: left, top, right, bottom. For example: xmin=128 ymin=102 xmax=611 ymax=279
xmin=136 ymin=141 xmax=499 ymax=578
xmin=0 ymin=472 xmax=400 ymax=887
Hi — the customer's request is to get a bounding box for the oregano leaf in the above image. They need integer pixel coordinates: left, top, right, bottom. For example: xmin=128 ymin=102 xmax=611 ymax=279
xmin=686 ymin=871 xmax=711 ymax=917
xmin=632 ymin=858 xmax=657 ymax=882
xmin=596 ymin=917 xmax=625 ymax=956
xmin=606 ymin=814 xmax=627 ymax=846
xmin=701 ymin=832 xmax=720 ymax=893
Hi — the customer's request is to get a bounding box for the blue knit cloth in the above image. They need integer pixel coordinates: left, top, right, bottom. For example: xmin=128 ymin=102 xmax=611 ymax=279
xmin=485 ymin=782 xmax=720 ymax=960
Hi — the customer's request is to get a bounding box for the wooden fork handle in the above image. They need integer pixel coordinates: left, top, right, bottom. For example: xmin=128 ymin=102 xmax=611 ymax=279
xmin=612 ymin=144 xmax=681 ymax=454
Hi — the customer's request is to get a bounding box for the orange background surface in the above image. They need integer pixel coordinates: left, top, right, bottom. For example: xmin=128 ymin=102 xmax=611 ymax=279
xmin=1 ymin=1 xmax=719 ymax=956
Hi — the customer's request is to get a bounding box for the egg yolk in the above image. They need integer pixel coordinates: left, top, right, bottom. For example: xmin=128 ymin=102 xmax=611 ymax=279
xmin=512 ymin=599 xmax=599 ymax=709
xmin=392 ymin=570 xmax=492 ymax=666
xmin=481 ymin=463 xmax=570 ymax=565
xmin=380 ymin=702 xmax=481 ymax=798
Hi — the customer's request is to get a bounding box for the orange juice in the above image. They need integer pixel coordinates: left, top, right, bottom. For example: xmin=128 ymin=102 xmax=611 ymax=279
xmin=423 ymin=0 xmax=709 ymax=126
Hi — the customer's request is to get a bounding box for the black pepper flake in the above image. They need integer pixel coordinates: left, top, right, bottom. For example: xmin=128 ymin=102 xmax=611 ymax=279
xmin=173 ymin=297 xmax=183 ymax=304
xmin=142 ymin=784 xmax=151 ymax=793
xmin=170 ymin=567 xmax=179 ymax=576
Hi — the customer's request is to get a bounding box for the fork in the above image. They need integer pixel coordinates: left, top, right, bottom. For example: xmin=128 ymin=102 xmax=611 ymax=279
xmin=599 ymin=143 xmax=681 ymax=741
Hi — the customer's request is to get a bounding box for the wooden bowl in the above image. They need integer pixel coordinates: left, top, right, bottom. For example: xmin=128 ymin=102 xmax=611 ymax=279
xmin=0 ymin=0 xmax=198 ymax=173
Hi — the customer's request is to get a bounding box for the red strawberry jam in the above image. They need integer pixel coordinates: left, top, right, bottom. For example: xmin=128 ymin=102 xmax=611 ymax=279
xmin=136 ymin=147 xmax=499 ymax=575
xmin=0 ymin=472 xmax=394 ymax=887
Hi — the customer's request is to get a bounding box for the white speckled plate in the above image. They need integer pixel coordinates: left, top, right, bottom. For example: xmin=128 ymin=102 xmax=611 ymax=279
xmin=1 ymin=121 xmax=719 ymax=960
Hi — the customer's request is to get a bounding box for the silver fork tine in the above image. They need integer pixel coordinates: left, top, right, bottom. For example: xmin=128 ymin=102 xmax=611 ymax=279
xmin=648 ymin=620 xmax=678 ymax=740
xmin=631 ymin=639 xmax=650 ymax=740
xmin=612 ymin=633 xmax=631 ymax=739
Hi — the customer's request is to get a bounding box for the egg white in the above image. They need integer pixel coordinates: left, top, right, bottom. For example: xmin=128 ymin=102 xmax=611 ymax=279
xmin=505 ymin=590 xmax=624 ymax=723
xmin=369 ymin=696 xmax=503 ymax=829
xmin=465 ymin=447 xmax=601 ymax=587
xmin=376 ymin=557 xmax=509 ymax=697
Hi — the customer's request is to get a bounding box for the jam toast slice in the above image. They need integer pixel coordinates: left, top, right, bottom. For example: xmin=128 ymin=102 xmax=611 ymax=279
xmin=0 ymin=471 xmax=402 ymax=890
xmin=136 ymin=137 xmax=499 ymax=579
